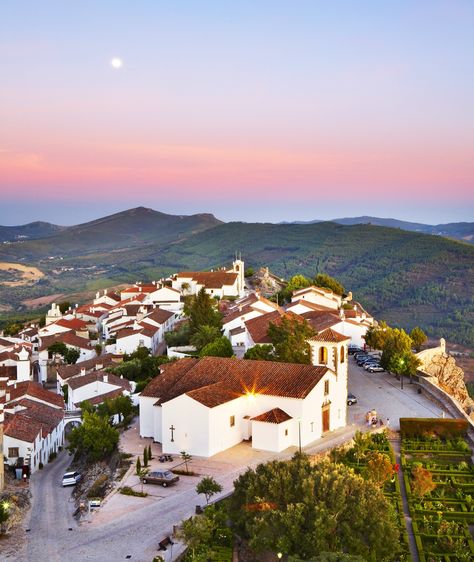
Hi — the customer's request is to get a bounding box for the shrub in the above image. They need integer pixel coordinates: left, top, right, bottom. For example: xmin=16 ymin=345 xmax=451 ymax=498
xmin=38 ymin=462 xmax=43 ymax=470
xmin=87 ymin=474 xmax=109 ymax=498
xmin=119 ymin=486 xmax=147 ymax=498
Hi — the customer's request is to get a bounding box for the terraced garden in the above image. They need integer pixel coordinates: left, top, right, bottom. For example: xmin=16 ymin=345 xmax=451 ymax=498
xmin=332 ymin=431 xmax=412 ymax=562
xmin=400 ymin=419 xmax=474 ymax=562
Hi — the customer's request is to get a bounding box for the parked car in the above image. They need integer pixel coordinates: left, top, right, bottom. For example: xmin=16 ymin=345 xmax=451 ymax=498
xmin=354 ymin=352 xmax=368 ymax=359
xmin=367 ymin=365 xmax=385 ymax=373
xmin=142 ymin=470 xmax=179 ymax=487
xmin=348 ymin=346 xmax=364 ymax=355
xmin=347 ymin=393 xmax=358 ymax=406
xmin=357 ymin=356 xmax=374 ymax=366
xmin=62 ymin=471 xmax=81 ymax=487
xmin=363 ymin=361 xmax=381 ymax=370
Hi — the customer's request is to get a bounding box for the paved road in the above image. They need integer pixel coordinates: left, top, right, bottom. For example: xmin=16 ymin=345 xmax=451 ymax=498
xmin=347 ymin=356 xmax=448 ymax=429
xmin=20 ymin=359 xmax=450 ymax=562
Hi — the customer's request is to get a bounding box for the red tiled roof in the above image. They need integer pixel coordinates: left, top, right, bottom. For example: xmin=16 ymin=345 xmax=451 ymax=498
xmin=177 ymin=271 xmax=238 ymax=289
xmin=144 ymin=308 xmax=174 ymax=324
xmin=251 ymin=408 xmax=292 ymax=424
xmin=245 ymin=310 xmax=303 ymax=344
xmin=301 ymin=310 xmax=340 ymax=332
xmin=0 ymin=365 xmax=17 ymax=380
xmin=56 ymin=318 xmax=88 ymax=331
xmin=4 ymin=413 xmax=43 ymax=443
xmin=308 ymin=328 xmax=350 ymax=343
xmin=39 ymin=331 xmax=91 ymax=352
xmin=223 ymin=304 xmax=258 ymax=325
xmin=67 ymin=371 xmax=131 ymax=391
xmin=122 ymin=284 xmax=157 ymax=294
xmin=8 ymin=381 xmax=64 ymax=408
xmin=141 ymin=357 xmax=330 ymax=408
xmin=13 ymin=398 xmax=64 ymax=436
xmin=56 ymin=354 xmax=121 ymax=381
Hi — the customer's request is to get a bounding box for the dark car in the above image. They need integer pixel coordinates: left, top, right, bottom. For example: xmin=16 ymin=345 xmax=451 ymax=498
xmin=347 ymin=393 xmax=357 ymax=405
xmin=348 ymin=346 xmax=364 ymax=355
xmin=142 ymin=470 xmax=179 ymax=487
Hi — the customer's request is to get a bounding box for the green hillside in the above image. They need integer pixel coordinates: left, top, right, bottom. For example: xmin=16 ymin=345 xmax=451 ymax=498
xmin=0 ymin=219 xmax=472 ymax=346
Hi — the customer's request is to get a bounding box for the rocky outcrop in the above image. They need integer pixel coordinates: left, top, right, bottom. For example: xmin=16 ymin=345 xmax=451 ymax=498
xmin=247 ymin=267 xmax=286 ymax=297
xmin=417 ymin=339 xmax=474 ymax=419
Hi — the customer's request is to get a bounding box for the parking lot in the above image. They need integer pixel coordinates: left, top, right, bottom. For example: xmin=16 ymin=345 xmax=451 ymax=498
xmin=347 ymin=353 xmax=448 ymax=430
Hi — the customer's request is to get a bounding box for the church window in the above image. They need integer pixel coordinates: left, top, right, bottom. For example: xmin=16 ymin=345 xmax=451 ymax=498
xmin=230 ymin=415 xmax=235 ymax=427
xmin=324 ymin=379 xmax=330 ymax=395
xmin=319 ymin=346 xmax=328 ymax=364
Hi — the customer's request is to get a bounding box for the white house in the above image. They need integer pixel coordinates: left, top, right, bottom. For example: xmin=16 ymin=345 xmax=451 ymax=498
xmin=222 ymin=292 xmax=280 ymax=340
xmin=144 ymin=286 xmax=183 ymax=313
xmin=65 ymin=371 xmax=132 ymax=410
xmin=115 ymin=308 xmax=176 ymax=355
xmin=291 ymin=286 xmax=342 ymax=311
xmin=0 ymin=346 xmax=32 ymax=383
xmin=38 ymin=332 xmax=95 ymax=382
xmin=3 ymin=381 xmax=65 ymax=474
xmin=139 ymin=331 xmax=349 ymax=457
xmin=171 ymin=259 xmax=245 ymax=299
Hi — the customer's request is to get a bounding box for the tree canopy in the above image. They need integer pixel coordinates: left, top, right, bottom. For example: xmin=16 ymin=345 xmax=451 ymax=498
xmin=229 ymin=455 xmax=399 ymax=560
xmin=268 ymin=316 xmax=315 ymax=364
xmin=68 ymin=411 xmax=119 ymax=461
xmin=243 ymin=344 xmax=275 ymax=361
xmin=184 ymin=288 xmax=223 ymax=336
xmin=47 ymin=341 xmax=80 ymax=364
xmin=314 ymin=273 xmax=345 ymax=296
xmin=410 ymin=326 xmax=427 ymax=352
xmin=190 ymin=324 xmax=222 ymax=351
xmin=199 ymin=336 xmax=234 ymax=358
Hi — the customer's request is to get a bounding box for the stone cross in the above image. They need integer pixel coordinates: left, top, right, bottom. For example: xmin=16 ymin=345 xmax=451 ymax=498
xmin=170 ymin=425 xmax=175 ymax=442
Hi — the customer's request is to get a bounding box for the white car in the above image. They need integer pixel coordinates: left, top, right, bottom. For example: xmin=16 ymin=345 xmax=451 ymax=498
xmin=62 ymin=471 xmax=81 ymax=487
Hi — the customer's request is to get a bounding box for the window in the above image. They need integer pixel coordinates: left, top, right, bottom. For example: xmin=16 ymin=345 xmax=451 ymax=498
xmin=340 ymin=346 xmax=345 ymax=363
xmin=230 ymin=415 xmax=235 ymax=427
xmin=8 ymin=447 xmax=19 ymax=458
xmin=319 ymin=346 xmax=328 ymax=364
xmin=284 ymin=429 xmax=288 ymax=436
xmin=324 ymin=379 xmax=330 ymax=396
xmin=310 ymin=422 xmax=314 ymax=432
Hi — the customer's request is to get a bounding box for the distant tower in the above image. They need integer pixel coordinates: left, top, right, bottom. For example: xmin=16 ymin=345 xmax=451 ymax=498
xmin=46 ymin=302 xmax=62 ymax=325
xmin=232 ymin=256 xmax=245 ymax=297
xmin=17 ymin=347 xmax=31 ymax=382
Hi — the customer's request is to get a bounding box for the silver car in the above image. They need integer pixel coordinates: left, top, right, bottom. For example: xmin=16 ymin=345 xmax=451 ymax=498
xmin=62 ymin=471 xmax=81 ymax=487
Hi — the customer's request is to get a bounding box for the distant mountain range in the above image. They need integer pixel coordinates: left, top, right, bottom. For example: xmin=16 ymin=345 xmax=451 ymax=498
xmin=281 ymin=216 xmax=474 ymax=244
xmin=0 ymin=207 xmax=473 ymax=347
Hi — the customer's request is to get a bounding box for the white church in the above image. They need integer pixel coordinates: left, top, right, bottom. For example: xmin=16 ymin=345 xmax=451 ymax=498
xmin=139 ymin=328 xmax=349 ymax=456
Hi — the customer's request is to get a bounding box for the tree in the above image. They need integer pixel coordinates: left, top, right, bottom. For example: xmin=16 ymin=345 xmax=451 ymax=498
xmin=244 ymin=344 xmax=275 ymax=361
xmin=364 ymin=321 xmax=389 ymax=350
xmin=410 ymin=326 xmax=427 ymax=352
xmin=177 ymin=514 xmax=215 ymax=559
xmin=58 ymin=301 xmax=71 ymax=314
xmin=148 ymin=444 xmax=153 ymax=460
xmin=64 ymin=347 xmax=80 ymax=364
xmin=190 ymin=325 xmax=222 ymax=351
xmin=411 ymin=466 xmax=436 ymax=497
xmin=143 ymin=446 xmax=148 ymax=467
xmin=314 ymin=273 xmax=345 ymax=296
xmin=200 ymin=336 xmax=234 ymax=358
xmin=47 ymin=341 xmax=68 ymax=358
xmin=181 ymin=451 xmax=192 ymax=474
xmin=196 ymin=476 xmax=223 ymax=504
xmin=136 ymin=456 xmax=142 ymax=475
xmin=290 ymin=555 xmax=366 ymax=562
xmin=94 ymin=343 xmax=103 ymax=356
xmin=61 ymin=384 xmax=69 ymax=406
xmin=366 ymin=452 xmax=395 ymax=488
xmin=165 ymin=322 xmax=191 ymax=347
xmin=185 ymin=288 xmax=223 ymax=336
xmin=68 ymin=411 xmax=119 ymax=461
xmin=380 ymin=328 xmax=421 ymax=378
xmin=244 ymin=267 xmax=255 ymax=278
xmin=229 ymin=456 xmax=399 ymax=561
xmin=268 ymin=316 xmax=315 ymax=364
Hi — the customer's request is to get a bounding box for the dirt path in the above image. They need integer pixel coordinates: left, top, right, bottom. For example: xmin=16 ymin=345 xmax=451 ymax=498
xmin=390 ymin=437 xmax=419 ymax=562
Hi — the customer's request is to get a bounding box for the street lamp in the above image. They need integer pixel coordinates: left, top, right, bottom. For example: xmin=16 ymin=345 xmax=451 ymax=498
xmin=399 ymin=358 xmax=405 ymax=390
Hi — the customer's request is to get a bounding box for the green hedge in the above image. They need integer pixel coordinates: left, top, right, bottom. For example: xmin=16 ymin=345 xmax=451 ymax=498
xmin=400 ymin=418 xmax=469 ymax=439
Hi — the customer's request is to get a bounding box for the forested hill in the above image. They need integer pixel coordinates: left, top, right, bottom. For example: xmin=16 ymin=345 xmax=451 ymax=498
xmin=0 ymin=219 xmax=472 ymax=346
xmin=156 ymin=222 xmax=474 ymax=345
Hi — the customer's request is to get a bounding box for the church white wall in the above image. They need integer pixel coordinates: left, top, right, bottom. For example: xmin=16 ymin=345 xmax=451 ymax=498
xmin=207 ymin=397 xmax=247 ymax=457
xmin=139 ymin=396 xmax=158 ymax=438
xmin=162 ymin=395 xmax=210 ymax=456
xmin=332 ymin=320 xmax=367 ymax=347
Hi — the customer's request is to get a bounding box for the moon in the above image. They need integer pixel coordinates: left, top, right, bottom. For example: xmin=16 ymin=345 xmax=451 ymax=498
xmin=110 ymin=57 xmax=123 ymax=69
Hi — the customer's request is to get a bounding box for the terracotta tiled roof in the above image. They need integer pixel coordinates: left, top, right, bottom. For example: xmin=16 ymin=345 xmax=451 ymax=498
xmin=245 ymin=310 xmax=303 ymax=344
xmin=308 ymin=328 xmax=350 ymax=343
xmin=39 ymin=332 xmax=91 ymax=352
xmin=122 ymin=284 xmax=157 ymax=294
xmin=4 ymin=413 xmax=43 ymax=443
xmin=13 ymin=398 xmax=64 ymax=435
xmin=141 ymin=357 xmax=330 ymax=408
xmin=251 ymin=408 xmax=292 ymax=424
xmin=55 ymin=318 xmax=88 ymax=331
xmin=293 ymin=285 xmax=337 ymax=297
xmin=0 ymin=365 xmax=17 ymax=380
xmin=67 ymin=370 xmax=131 ymax=391
xmin=229 ymin=326 xmax=246 ymax=336
xmin=223 ymin=305 xmax=258 ymax=325
xmin=8 ymin=381 xmax=65 ymax=408
xmin=0 ymin=337 xmax=16 ymax=348
xmin=145 ymin=308 xmax=174 ymax=324
xmin=177 ymin=271 xmax=238 ymax=289
xmin=56 ymin=354 xmax=121 ymax=381
xmin=301 ymin=311 xmax=340 ymax=332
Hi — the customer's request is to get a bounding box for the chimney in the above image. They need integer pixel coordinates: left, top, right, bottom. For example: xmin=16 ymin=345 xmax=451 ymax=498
xmin=104 ymin=289 xmax=108 ymax=295
xmin=103 ymin=373 xmax=108 ymax=383
xmin=6 ymin=390 xmax=10 ymax=402
xmin=80 ymin=368 xmax=86 ymax=376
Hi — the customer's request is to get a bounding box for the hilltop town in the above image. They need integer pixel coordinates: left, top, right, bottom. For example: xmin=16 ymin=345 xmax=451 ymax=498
xmin=0 ymin=258 xmax=473 ymax=561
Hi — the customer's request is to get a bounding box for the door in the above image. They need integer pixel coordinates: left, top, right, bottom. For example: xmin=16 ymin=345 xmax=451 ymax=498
xmin=322 ymin=406 xmax=330 ymax=433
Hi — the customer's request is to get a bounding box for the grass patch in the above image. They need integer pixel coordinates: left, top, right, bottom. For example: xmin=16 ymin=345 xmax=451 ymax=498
xmin=119 ymin=486 xmax=148 ymax=498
